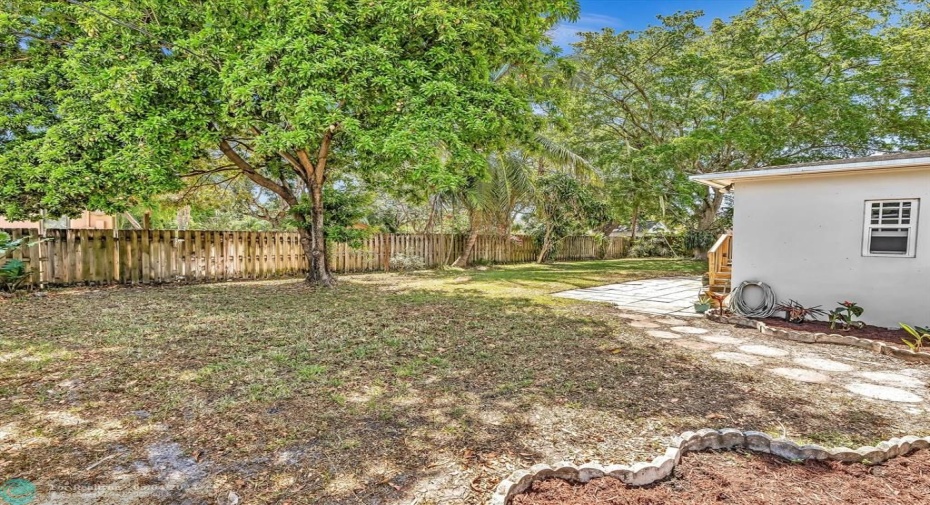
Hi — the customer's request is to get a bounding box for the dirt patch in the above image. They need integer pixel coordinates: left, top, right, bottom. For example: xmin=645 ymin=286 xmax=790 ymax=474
xmin=512 ymin=449 xmax=930 ymax=505
xmin=761 ymin=317 xmax=914 ymax=349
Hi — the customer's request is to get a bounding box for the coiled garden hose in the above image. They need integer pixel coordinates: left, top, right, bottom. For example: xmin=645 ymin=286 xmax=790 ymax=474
xmin=730 ymin=280 xmax=777 ymax=318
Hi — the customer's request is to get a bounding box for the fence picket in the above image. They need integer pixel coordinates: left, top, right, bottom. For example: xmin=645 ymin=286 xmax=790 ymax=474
xmin=2 ymin=228 xmax=630 ymax=287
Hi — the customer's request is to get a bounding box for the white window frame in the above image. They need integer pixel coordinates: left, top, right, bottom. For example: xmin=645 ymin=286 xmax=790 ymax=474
xmin=862 ymin=199 xmax=919 ymax=258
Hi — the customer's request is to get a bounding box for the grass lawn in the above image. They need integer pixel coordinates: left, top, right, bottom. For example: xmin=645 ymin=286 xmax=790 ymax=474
xmin=1 ymin=258 xmax=924 ymax=504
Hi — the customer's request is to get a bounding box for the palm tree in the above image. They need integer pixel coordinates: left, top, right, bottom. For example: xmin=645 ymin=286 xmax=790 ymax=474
xmin=447 ymin=63 xmax=597 ymax=267
xmin=450 ymin=134 xmax=593 ymax=267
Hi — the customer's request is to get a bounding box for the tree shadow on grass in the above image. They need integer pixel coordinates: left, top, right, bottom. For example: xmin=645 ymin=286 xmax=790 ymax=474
xmin=0 ymin=277 xmax=912 ymax=505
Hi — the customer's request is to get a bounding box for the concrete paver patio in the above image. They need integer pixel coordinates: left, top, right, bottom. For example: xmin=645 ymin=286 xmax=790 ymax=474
xmin=553 ymin=277 xmax=702 ymax=317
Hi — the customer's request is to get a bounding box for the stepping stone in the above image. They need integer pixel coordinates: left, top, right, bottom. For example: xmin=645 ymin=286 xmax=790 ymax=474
xmin=669 ymin=326 xmax=708 ymax=335
xmin=674 ymin=340 xmax=719 ymax=351
xmin=646 ymin=330 xmax=682 ymax=339
xmin=856 ymin=372 xmax=924 ymax=389
xmin=769 ymin=367 xmax=831 ymax=383
xmin=712 ymin=352 xmax=763 ymax=366
xmin=629 ymin=321 xmax=660 ymax=329
xmin=792 ymin=357 xmax=854 ymax=372
xmin=655 ymin=317 xmax=687 ymax=325
xmin=700 ymin=334 xmax=744 ymax=345
xmin=844 ymin=383 xmax=923 ymax=403
xmin=615 ymin=312 xmax=652 ymax=320
xmin=738 ymin=344 xmax=789 ymax=357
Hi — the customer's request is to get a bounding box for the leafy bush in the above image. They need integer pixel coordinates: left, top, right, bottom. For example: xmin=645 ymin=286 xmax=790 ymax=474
xmin=683 ymin=229 xmax=718 ymax=253
xmin=627 ymin=234 xmax=685 ymax=258
xmin=533 ymin=173 xmax=609 ymax=263
xmin=0 ymin=259 xmax=29 ymax=292
xmin=0 ymin=232 xmax=48 ymax=291
xmin=389 ymin=253 xmax=427 ymax=272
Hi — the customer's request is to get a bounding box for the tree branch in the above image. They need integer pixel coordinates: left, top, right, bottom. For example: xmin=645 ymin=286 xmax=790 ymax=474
xmin=219 ymin=139 xmax=298 ymax=206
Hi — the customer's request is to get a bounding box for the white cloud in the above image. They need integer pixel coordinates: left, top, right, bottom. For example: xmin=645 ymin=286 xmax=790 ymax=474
xmin=548 ymin=13 xmax=624 ymax=49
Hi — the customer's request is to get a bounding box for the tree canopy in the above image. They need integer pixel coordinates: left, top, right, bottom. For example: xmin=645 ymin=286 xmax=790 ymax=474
xmin=3 ymin=0 xmax=929 ymax=268
xmin=1 ymin=0 xmax=578 ymax=282
xmin=559 ymin=0 xmax=930 ymax=230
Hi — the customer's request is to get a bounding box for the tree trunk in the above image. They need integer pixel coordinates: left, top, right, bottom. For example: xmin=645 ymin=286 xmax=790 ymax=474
xmin=453 ymin=210 xmax=479 ymax=267
xmin=696 ymin=191 xmax=725 ymax=231
xmin=536 ymin=225 xmax=553 ymax=263
xmin=629 ymin=208 xmax=639 ymax=242
xmin=305 ymin=182 xmax=335 ymax=286
xmin=599 ymin=221 xmax=618 ymax=237
xmin=691 ymin=191 xmax=726 ymax=259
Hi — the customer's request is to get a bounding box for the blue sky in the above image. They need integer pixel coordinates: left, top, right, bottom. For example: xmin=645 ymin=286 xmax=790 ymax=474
xmin=551 ymin=0 xmax=756 ymax=50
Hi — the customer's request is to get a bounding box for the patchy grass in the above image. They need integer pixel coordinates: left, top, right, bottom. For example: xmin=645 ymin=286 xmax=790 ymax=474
xmin=0 ymin=258 xmax=924 ymax=504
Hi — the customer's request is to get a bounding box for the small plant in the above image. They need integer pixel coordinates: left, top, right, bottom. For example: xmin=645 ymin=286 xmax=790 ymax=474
xmin=828 ymin=301 xmax=864 ymax=330
xmin=901 ymin=323 xmax=930 ymax=352
xmin=694 ymin=294 xmax=712 ymax=314
xmin=389 ymin=253 xmax=427 ymax=272
xmin=0 ymin=232 xmax=49 ymax=292
xmin=775 ymin=299 xmax=826 ymax=324
xmin=0 ymin=259 xmax=30 ymax=292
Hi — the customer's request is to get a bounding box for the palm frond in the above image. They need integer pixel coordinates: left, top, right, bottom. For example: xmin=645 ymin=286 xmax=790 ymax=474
xmin=533 ymin=134 xmax=597 ymax=181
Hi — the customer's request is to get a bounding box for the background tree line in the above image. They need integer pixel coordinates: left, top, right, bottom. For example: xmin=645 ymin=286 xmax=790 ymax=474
xmin=2 ymin=0 xmax=929 ymax=284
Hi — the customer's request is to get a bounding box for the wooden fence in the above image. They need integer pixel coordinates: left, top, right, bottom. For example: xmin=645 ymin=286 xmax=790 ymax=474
xmin=1 ymin=228 xmax=629 ymax=287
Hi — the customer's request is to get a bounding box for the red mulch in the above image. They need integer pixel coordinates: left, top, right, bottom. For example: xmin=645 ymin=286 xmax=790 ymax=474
xmin=760 ymin=317 xmax=914 ymax=349
xmin=511 ymin=449 xmax=930 ymax=505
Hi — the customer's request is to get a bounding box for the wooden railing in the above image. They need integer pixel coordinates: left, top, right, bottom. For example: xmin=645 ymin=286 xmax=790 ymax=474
xmin=1 ymin=228 xmax=630 ymax=287
xmin=707 ymin=233 xmax=732 ymax=291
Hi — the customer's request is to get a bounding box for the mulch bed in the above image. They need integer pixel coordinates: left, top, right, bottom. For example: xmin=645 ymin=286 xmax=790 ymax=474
xmin=512 ymin=449 xmax=930 ymax=505
xmin=760 ymin=317 xmax=914 ymax=349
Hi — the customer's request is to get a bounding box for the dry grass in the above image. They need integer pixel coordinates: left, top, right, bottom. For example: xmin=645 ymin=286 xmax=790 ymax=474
xmin=1 ymin=259 xmax=926 ymax=504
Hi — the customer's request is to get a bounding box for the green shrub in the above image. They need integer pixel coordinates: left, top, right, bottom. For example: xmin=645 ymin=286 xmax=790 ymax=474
xmin=0 ymin=232 xmax=47 ymax=291
xmin=683 ymin=229 xmax=718 ymax=253
xmin=389 ymin=253 xmax=427 ymax=272
xmin=627 ymin=234 xmax=686 ymax=258
xmin=0 ymin=259 xmax=30 ymax=291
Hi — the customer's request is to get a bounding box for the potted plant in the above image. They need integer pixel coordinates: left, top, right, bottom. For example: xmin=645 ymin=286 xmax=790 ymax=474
xmin=694 ymin=294 xmax=712 ymax=314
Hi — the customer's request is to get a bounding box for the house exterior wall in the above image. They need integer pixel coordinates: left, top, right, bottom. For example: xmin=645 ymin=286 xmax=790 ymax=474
xmin=732 ymin=167 xmax=930 ymax=328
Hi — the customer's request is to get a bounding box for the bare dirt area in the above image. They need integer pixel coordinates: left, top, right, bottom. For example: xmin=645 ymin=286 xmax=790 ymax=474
xmin=513 ymin=448 xmax=930 ymax=505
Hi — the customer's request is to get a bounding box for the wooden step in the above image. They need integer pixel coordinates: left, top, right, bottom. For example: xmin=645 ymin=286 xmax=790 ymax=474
xmin=707 ymin=280 xmax=732 ymax=294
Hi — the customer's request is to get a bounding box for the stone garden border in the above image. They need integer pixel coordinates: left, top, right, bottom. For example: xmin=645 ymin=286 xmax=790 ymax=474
xmin=489 ymin=429 xmax=930 ymax=505
xmin=705 ymin=313 xmax=930 ymax=364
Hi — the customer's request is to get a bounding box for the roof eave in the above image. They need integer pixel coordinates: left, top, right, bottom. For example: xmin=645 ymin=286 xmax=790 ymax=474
xmin=689 ymin=157 xmax=930 ymax=188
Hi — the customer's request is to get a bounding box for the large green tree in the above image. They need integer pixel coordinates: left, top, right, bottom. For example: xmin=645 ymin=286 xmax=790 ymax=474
xmin=561 ymin=0 xmax=930 ymax=232
xmin=1 ymin=0 xmax=578 ymax=285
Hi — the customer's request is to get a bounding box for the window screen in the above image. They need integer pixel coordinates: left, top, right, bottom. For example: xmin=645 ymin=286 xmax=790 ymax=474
xmin=863 ymin=200 xmax=918 ymax=257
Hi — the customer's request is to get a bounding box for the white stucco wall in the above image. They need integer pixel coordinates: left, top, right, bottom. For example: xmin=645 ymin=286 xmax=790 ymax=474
xmin=732 ymin=167 xmax=930 ymax=328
